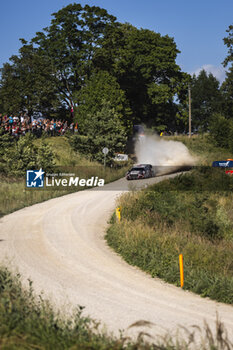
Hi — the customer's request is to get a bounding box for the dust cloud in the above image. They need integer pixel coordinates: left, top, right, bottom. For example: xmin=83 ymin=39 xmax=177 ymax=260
xmin=135 ymin=134 xmax=195 ymax=173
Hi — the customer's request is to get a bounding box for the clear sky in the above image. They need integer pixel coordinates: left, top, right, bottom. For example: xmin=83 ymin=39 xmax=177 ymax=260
xmin=0 ymin=0 xmax=233 ymax=82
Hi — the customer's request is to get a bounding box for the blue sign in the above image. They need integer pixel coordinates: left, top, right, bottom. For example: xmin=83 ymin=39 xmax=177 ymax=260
xmin=26 ymin=169 xmax=44 ymax=188
xmin=212 ymin=160 xmax=233 ymax=168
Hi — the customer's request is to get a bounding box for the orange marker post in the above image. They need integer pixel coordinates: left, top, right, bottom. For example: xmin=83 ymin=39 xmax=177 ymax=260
xmin=179 ymin=254 xmax=184 ymax=288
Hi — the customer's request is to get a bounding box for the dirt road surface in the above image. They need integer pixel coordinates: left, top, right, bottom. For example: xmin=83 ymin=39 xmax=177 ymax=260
xmin=0 ymin=174 xmax=233 ymax=343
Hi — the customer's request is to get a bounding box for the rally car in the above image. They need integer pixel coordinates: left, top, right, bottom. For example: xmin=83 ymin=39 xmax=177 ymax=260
xmin=126 ymin=164 xmax=154 ymax=180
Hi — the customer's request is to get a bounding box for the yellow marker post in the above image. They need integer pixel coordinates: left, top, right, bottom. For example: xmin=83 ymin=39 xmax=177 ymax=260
xmin=179 ymin=254 xmax=184 ymax=288
xmin=116 ymin=207 xmax=121 ymax=222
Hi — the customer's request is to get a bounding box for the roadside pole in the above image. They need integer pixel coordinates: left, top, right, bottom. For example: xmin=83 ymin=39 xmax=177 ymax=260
xmin=188 ymin=85 xmax=192 ymax=138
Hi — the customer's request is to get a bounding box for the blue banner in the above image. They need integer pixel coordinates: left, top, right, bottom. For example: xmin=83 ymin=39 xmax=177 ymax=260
xmin=212 ymin=160 xmax=233 ymax=168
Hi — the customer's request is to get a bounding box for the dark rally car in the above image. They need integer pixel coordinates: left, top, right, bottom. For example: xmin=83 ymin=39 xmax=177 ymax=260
xmin=126 ymin=164 xmax=154 ymax=180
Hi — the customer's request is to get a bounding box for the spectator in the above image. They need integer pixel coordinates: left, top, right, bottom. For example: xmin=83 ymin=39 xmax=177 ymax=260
xmin=0 ymin=112 xmax=74 ymax=139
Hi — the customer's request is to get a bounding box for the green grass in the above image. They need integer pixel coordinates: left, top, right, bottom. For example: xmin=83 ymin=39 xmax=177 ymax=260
xmin=34 ymin=136 xmax=98 ymax=167
xmin=106 ymin=136 xmax=233 ymax=304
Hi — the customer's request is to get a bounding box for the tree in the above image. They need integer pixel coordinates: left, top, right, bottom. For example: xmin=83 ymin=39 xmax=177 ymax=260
xmin=70 ymin=100 xmax=127 ymax=163
xmin=223 ymin=24 xmax=233 ymax=67
xmin=94 ymin=23 xmax=187 ymax=131
xmin=191 ymin=70 xmax=222 ymax=131
xmin=0 ymin=42 xmax=59 ymax=116
xmin=0 ymin=4 xmax=117 ymax=117
xmin=221 ymin=66 xmax=233 ymax=118
xmin=31 ymin=4 xmax=117 ymax=109
xmin=74 ymin=70 xmax=132 ymax=133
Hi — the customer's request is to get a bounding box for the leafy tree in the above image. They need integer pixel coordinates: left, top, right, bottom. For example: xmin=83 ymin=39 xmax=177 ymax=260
xmin=221 ymin=24 xmax=233 ymax=120
xmin=94 ymin=23 xmax=187 ymax=131
xmin=31 ymin=4 xmax=117 ymax=109
xmin=74 ymin=70 xmax=132 ymax=133
xmin=70 ymin=100 xmax=127 ymax=163
xmin=191 ymin=70 xmax=222 ymax=131
xmin=0 ymin=4 xmax=117 ymax=117
xmin=0 ymin=3 xmax=187 ymax=133
xmin=0 ymin=41 xmax=60 ymax=116
xmin=223 ymin=24 xmax=233 ymax=67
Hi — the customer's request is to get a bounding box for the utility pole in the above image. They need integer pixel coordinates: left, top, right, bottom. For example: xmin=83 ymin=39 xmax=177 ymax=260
xmin=188 ymin=85 xmax=192 ymax=138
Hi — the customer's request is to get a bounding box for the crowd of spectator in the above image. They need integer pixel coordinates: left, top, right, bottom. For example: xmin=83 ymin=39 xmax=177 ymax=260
xmin=0 ymin=113 xmax=78 ymax=138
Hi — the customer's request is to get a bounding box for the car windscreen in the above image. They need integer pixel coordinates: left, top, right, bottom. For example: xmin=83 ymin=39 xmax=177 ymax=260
xmin=130 ymin=168 xmax=144 ymax=172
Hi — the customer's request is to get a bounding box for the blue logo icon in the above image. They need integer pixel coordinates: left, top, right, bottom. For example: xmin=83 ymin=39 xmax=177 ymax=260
xmin=26 ymin=169 xmax=45 ymax=188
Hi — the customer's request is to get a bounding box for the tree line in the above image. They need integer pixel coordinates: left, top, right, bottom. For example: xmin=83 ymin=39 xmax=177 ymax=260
xmin=0 ymin=3 xmax=233 ymax=156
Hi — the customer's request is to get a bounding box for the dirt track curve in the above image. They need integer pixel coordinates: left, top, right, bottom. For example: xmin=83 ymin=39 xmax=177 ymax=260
xmin=0 ymin=174 xmax=233 ymax=342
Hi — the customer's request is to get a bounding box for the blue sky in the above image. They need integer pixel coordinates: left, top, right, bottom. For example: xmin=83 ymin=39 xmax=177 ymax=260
xmin=0 ymin=0 xmax=233 ymax=82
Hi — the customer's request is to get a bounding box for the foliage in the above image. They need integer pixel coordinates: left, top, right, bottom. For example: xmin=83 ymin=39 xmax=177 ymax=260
xmin=191 ymin=70 xmax=222 ymax=131
xmin=223 ymin=24 xmax=233 ymax=67
xmin=0 ymin=4 xmax=117 ymax=117
xmin=209 ymin=113 xmax=233 ymax=152
xmin=36 ymin=139 xmax=56 ymax=171
xmin=94 ymin=23 xmax=190 ymax=132
xmin=0 ymin=42 xmax=60 ymax=116
xmin=221 ymin=65 xmax=233 ymax=119
xmin=221 ymin=23 xmax=233 ymax=121
xmin=0 ymin=3 xmax=190 ymax=132
xmin=70 ymin=101 xmax=127 ymax=164
xmin=74 ymin=70 xmax=132 ymax=133
xmin=1 ymin=133 xmax=55 ymax=176
xmin=0 ymin=129 xmax=15 ymax=173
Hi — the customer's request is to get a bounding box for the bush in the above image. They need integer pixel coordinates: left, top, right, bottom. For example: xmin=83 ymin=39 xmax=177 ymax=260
xmin=209 ymin=113 xmax=233 ymax=151
xmin=70 ymin=101 xmax=127 ymax=165
xmin=1 ymin=133 xmax=55 ymax=176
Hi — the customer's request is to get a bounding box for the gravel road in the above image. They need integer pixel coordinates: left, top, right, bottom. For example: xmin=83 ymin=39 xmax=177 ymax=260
xmin=0 ymin=173 xmax=232 ymax=343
